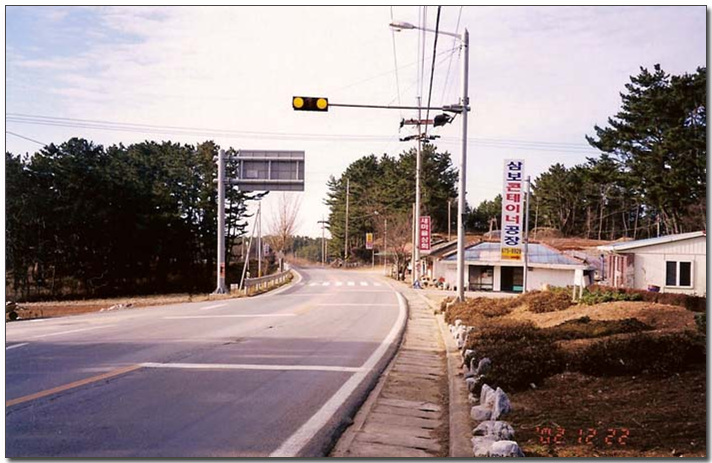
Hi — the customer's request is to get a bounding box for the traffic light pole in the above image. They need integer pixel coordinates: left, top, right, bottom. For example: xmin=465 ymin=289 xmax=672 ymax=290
xmin=214 ymin=149 xmax=228 ymax=294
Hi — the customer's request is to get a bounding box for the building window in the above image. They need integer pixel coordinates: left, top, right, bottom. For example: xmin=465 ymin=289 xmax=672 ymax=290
xmin=665 ymin=261 xmax=692 ymax=287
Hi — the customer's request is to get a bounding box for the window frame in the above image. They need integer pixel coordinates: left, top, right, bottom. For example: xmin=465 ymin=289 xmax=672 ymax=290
xmin=664 ymin=260 xmax=694 ymax=288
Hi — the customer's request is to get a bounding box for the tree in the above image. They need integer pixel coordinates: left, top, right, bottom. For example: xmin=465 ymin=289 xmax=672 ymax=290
xmin=586 ymin=64 xmax=706 ymax=235
xmin=266 ymin=192 xmax=302 ymax=263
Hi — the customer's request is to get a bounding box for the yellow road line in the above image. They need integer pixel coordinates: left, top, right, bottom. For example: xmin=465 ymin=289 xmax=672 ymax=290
xmin=6 ymin=364 xmax=142 ymax=408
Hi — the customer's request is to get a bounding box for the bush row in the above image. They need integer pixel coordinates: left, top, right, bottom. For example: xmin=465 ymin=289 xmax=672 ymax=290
xmin=586 ymin=285 xmax=706 ymax=312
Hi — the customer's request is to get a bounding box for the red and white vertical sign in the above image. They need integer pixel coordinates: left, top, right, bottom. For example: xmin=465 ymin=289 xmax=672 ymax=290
xmin=365 ymin=233 xmax=374 ymax=250
xmin=419 ymin=216 xmax=431 ymax=251
xmin=501 ymin=159 xmax=525 ymax=260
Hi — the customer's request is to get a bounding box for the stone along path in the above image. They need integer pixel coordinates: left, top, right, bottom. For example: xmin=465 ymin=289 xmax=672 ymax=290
xmin=332 ymin=286 xmax=448 ymax=457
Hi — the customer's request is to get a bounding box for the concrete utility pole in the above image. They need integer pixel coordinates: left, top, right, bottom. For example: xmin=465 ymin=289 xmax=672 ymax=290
xmin=448 ymin=199 xmax=452 ymax=242
xmin=257 ymin=201 xmax=262 ymax=278
xmin=344 ymin=178 xmax=350 ymax=261
xmin=383 ymin=217 xmax=388 ymax=276
xmin=455 ymin=29 xmax=470 ymax=302
xmin=214 ymin=149 xmax=227 ymax=294
xmin=413 ymin=96 xmax=422 ymax=285
xmin=318 ymin=218 xmax=327 ymax=265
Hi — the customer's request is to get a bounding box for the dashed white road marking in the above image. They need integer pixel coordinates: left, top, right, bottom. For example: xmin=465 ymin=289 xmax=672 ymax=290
xmin=322 ymin=282 xmax=330 ymax=286
xmin=30 ymin=325 xmax=115 ymax=340
xmin=164 ymin=314 xmax=296 ymax=320
xmin=360 ymin=281 xmax=368 ymax=286
xmin=373 ymin=282 xmax=382 ymax=286
xmin=199 ymin=303 xmax=228 ymax=311
xmin=347 ymin=281 xmax=355 ymax=286
xmin=335 ymin=282 xmax=343 ymax=286
xmin=6 ymin=343 xmax=28 ymax=350
xmin=309 ymin=282 xmax=318 ymax=287
xmin=140 ymin=362 xmax=363 ymax=373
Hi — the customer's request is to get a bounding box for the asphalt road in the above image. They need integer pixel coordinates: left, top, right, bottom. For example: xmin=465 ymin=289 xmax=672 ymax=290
xmin=5 ymin=267 xmax=406 ymax=458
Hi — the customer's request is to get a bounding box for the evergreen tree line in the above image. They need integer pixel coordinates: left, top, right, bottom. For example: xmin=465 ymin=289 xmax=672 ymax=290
xmin=6 ymin=138 xmax=263 ymax=301
xmin=470 ymin=65 xmax=706 ymax=239
xmin=324 ymin=144 xmax=458 ymax=261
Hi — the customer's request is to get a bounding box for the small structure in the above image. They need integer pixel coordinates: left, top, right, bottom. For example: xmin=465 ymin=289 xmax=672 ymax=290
xmin=597 ymin=231 xmax=706 ymax=295
xmin=434 ymin=241 xmax=594 ymax=293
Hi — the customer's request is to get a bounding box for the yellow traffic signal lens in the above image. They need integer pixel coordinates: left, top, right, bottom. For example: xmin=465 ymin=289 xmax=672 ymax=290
xmin=293 ymin=97 xmax=305 ymax=109
xmin=292 ymin=96 xmax=329 ymax=111
xmin=316 ymin=98 xmax=328 ymax=110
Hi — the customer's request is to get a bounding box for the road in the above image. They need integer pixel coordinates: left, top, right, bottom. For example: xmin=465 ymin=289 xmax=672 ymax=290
xmin=5 ymin=267 xmax=405 ymax=458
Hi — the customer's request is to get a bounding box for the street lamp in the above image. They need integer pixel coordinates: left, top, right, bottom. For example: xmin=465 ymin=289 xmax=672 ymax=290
xmin=390 ymin=20 xmax=469 ymax=301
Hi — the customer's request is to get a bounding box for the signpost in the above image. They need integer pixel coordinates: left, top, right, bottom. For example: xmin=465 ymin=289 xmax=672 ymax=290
xmin=500 ymin=159 xmax=525 ymax=261
xmin=214 ymin=149 xmax=305 ymax=294
xmin=365 ymin=233 xmax=374 ymax=250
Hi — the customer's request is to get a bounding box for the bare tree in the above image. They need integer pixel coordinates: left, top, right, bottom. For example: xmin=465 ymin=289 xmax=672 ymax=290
xmin=376 ymin=211 xmax=412 ymax=281
xmin=266 ymin=193 xmax=302 ymax=256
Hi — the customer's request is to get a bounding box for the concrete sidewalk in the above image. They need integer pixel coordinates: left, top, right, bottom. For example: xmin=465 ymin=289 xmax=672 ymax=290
xmin=331 ymin=283 xmax=449 ymax=457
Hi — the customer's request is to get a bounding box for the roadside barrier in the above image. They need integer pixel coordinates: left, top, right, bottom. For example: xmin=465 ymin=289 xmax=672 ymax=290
xmin=236 ymin=270 xmax=292 ymax=296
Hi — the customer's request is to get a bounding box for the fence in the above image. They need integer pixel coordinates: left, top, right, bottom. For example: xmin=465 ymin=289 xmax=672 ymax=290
xmin=234 ymin=270 xmax=292 ymax=296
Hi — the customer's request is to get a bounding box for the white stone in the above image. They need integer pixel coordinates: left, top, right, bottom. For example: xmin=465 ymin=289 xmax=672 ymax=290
xmin=475 ymin=357 xmax=492 ymax=376
xmin=455 ymin=319 xmax=462 ymax=327
xmin=491 ymin=387 xmax=512 ymax=421
xmin=488 ymin=440 xmax=525 ymax=457
xmin=472 ymin=421 xmax=515 ymax=440
xmin=470 ymin=405 xmax=492 ymax=421
xmin=480 ymin=384 xmax=495 ymax=408
xmin=472 ymin=436 xmax=497 ymax=457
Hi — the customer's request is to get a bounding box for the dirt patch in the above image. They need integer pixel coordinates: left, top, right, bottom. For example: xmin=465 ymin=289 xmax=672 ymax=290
xmin=507 ymin=301 xmax=696 ymax=332
xmin=510 ymin=369 xmax=706 ymax=458
xmin=11 ymin=293 xmax=241 ymax=320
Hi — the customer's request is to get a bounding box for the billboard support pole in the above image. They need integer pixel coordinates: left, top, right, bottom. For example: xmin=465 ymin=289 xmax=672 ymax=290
xmin=214 ymin=149 xmax=228 ymax=294
xmin=523 ymin=175 xmax=531 ymax=293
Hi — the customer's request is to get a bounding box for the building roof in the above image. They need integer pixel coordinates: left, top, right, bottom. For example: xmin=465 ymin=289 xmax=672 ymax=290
xmin=442 ymin=241 xmax=587 ymax=268
xmin=597 ymin=231 xmax=706 ymax=252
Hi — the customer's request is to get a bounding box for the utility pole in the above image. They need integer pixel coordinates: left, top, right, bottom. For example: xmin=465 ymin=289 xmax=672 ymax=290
xmin=523 ymin=176 xmax=531 ymax=293
xmin=257 ymin=201 xmax=262 ymax=278
xmin=318 ymin=218 xmax=327 ymax=266
xmin=413 ymin=96 xmax=422 ymax=285
xmin=384 ymin=217 xmax=388 ymax=276
xmin=344 ymin=178 xmax=350 ymax=261
xmin=448 ymin=199 xmax=452 ymax=242
xmin=214 ymin=149 xmax=227 ymax=294
xmin=455 ymin=29 xmax=470 ymax=302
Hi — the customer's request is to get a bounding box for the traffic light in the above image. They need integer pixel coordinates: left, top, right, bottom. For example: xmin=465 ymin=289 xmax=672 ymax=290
xmin=292 ymin=96 xmax=329 ymax=112
xmin=433 ymin=113 xmax=454 ymax=127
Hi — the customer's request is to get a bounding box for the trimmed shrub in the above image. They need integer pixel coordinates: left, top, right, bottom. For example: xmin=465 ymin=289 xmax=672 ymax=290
xmin=586 ymin=285 xmax=706 ymax=312
xmin=444 ymin=297 xmax=521 ymax=326
xmin=570 ymin=331 xmax=706 ymax=377
xmin=544 ymin=317 xmax=652 ymax=340
xmin=695 ymin=312 xmax=706 ymax=334
xmin=524 ymin=290 xmax=575 ymax=313
xmin=465 ymin=321 xmax=566 ymax=391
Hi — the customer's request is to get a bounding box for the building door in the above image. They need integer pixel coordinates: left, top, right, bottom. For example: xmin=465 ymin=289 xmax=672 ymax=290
xmin=501 ymin=266 xmax=524 ymax=292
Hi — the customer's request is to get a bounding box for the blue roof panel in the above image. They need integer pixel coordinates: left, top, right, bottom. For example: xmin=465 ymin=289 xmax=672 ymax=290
xmin=443 ymin=242 xmax=582 ymax=266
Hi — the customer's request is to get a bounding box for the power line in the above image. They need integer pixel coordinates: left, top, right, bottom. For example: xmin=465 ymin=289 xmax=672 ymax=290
xmin=6 ymin=113 xmax=599 ymax=153
xmin=390 ymin=6 xmax=403 ymax=118
xmin=424 ymin=6 xmax=441 ymax=137
xmin=6 ymin=130 xmax=45 ymax=146
xmin=441 ymin=6 xmax=464 ymax=105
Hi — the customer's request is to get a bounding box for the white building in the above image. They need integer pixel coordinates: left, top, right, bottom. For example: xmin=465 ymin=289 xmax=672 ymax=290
xmin=433 ymin=241 xmax=594 ymax=293
xmin=597 ymin=231 xmax=707 ymax=296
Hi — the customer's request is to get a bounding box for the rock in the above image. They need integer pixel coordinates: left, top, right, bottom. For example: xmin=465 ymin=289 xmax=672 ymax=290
xmin=466 ymin=375 xmax=485 ymax=396
xmin=480 ymin=384 xmax=495 ymax=408
xmin=488 ymin=440 xmax=525 ymax=457
xmin=470 ymin=405 xmax=492 ymax=421
xmin=475 ymin=357 xmax=492 ymax=376
xmin=472 ymin=436 xmax=497 ymax=457
xmin=491 ymin=387 xmax=512 ymax=420
xmin=468 ymin=393 xmax=479 ymax=405
xmin=455 ymin=319 xmax=462 ymax=327
xmin=472 ymin=421 xmax=515 ymax=440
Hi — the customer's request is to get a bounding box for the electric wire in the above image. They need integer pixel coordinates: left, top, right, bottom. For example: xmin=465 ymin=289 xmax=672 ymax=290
xmin=440 ymin=6 xmax=463 ymax=106
xmin=424 ymin=6 xmax=441 ymax=137
xmin=390 ymin=6 xmax=403 ymax=119
xmin=6 ymin=113 xmax=599 ymax=153
xmin=6 ymin=130 xmax=46 ymax=146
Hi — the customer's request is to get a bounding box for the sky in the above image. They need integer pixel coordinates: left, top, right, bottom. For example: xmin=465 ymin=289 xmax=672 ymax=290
xmin=4 ymin=5 xmax=707 ymax=239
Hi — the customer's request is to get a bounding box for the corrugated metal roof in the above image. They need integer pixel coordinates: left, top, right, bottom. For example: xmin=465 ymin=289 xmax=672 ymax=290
xmin=597 ymin=231 xmax=706 ymax=252
xmin=443 ymin=242 xmax=584 ymax=266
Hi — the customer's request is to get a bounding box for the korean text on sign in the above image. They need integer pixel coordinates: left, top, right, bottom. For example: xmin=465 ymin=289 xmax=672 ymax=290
xmin=419 ymin=216 xmax=431 ymax=251
xmin=500 ymin=159 xmax=525 ymax=260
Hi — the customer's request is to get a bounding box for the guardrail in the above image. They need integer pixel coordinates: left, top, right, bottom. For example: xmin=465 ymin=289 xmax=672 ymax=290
xmin=234 ymin=270 xmax=292 ymax=296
